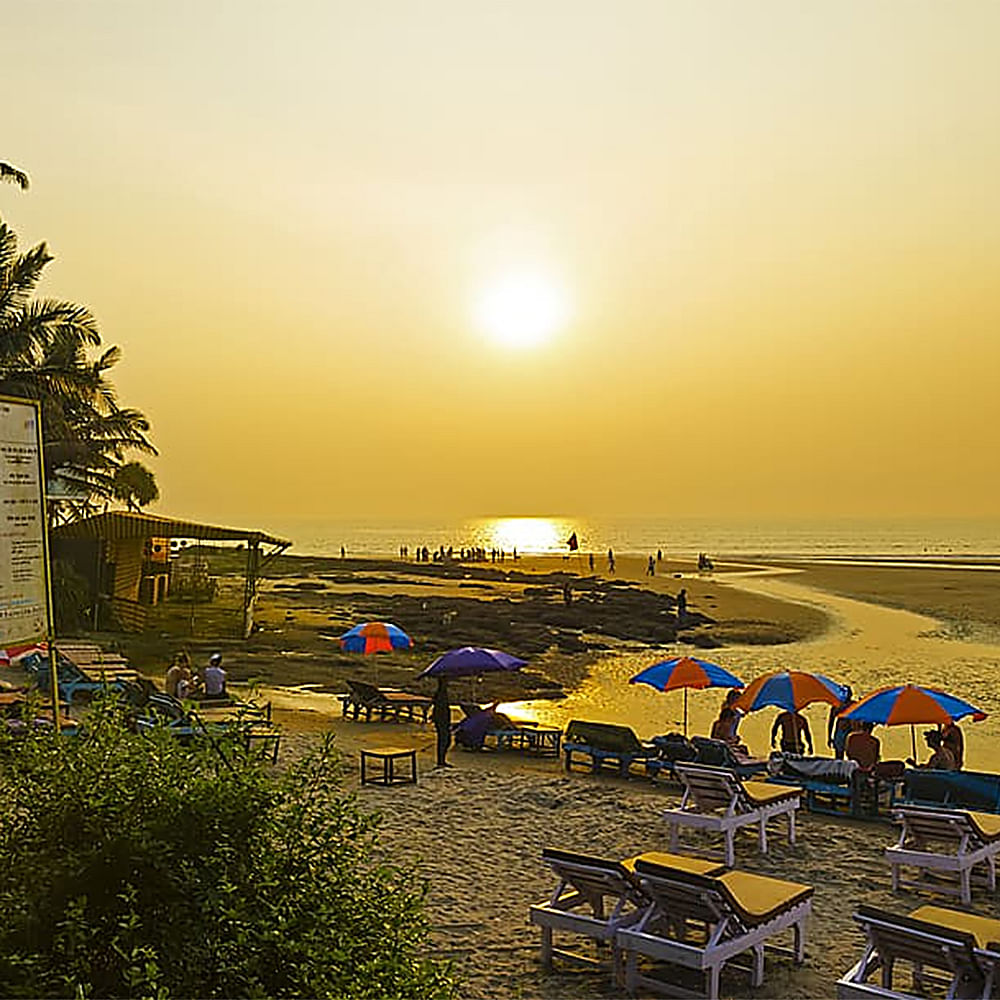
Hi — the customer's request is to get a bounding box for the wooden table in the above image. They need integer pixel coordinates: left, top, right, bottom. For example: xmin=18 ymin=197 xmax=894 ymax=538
xmin=488 ymin=726 xmax=562 ymax=757
xmin=360 ymin=746 xmax=418 ymax=786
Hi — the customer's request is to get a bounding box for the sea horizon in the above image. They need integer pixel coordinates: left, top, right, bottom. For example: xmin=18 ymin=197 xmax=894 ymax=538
xmin=257 ymin=514 xmax=1000 ymax=562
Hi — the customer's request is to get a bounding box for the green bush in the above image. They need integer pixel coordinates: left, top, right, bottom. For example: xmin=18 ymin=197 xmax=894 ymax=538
xmin=0 ymin=706 xmax=454 ymax=999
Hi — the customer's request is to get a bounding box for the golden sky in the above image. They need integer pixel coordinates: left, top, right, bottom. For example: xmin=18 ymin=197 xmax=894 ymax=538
xmin=4 ymin=1 xmax=999 ymax=524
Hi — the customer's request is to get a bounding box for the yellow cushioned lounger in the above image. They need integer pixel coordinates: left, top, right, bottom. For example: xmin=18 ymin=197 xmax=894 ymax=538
xmin=622 ymin=851 xmax=725 ymax=876
xmin=742 ymin=782 xmax=802 ymax=806
xmin=908 ymin=905 xmax=1000 ymax=949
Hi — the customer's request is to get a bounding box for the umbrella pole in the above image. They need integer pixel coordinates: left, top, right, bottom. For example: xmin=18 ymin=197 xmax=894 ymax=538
xmin=911 ymin=724 xmax=917 ymax=761
xmin=683 ymin=688 xmax=688 ymax=738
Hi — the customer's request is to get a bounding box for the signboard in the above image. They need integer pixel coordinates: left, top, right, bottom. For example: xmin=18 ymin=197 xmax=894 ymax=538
xmin=0 ymin=396 xmax=51 ymax=646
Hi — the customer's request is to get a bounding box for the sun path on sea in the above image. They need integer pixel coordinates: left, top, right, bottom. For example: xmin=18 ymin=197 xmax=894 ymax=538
xmin=516 ymin=563 xmax=1000 ymax=771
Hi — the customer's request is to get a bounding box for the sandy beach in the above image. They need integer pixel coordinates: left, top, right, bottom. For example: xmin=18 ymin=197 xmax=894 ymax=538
xmin=206 ymin=552 xmax=1000 ymax=999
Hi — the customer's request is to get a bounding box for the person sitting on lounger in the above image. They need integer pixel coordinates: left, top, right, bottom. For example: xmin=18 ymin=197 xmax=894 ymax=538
xmin=771 ymin=710 xmax=812 ymax=756
xmin=454 ymin=701 xmax=517 ymax=750
xmin=907 ymin=729 xmax=957 ymax=770
xmin=940 ymin=720 xmax=964 ymax=770
xmin=845 ymin=722 xmax=880 ymax=770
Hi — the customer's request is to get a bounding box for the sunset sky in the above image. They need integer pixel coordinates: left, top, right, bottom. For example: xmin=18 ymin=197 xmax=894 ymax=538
xmin=4 ymin=1 xmax=999 ymax=525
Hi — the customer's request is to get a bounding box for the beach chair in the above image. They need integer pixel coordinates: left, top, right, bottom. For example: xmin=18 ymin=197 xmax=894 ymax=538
xmin=562 ymin=720 xmax=662 ymax=778
xmin=900 ymin=769 xmax=1000 ymax=815
xmin=665 ymin=763 xmax=801 ymax=867
xmin=529 ymin=848 xmax=723 ymax=986
xmin=886 ymin=806 xmax=1000 ymax=906
xmin=342 ymin=680 xmax=432 ymax=723
xmin=837 ymin=904 xmax=1000 ymax=999
xmin=618 ymin=856 xmax=812 ymax=999
xmin=691 ymin=736 xmax=768 ymax=780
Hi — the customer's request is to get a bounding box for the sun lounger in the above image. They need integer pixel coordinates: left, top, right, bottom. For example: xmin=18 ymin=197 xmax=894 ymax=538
xmin=562 ymin=720 xmax=663 ymax=778
xmin=691 ymin=736 xmax=768 ymax=779
xmin=529 ymin=848 xmax=723 ymax=986
xmin=900 ymin=769 xmax=1000 ymax=815
xmin=837 ymin=904 xmax=1000 ymax=999
xmin=886 ymin=806 xmax=1000 ymax=906
xmin=341 ymin=679 xmax=432 ymax=723
xmin=665 ymin=763 xmax=801 ymax=867
xmin=618 ymin=856 xmax=812 ymax=999
xmin=766 ymin=753 xmax=863 ymax=817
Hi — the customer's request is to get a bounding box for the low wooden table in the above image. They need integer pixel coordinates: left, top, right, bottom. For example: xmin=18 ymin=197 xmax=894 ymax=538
xmin=489 ymin=726 xmax=562 ymax=757
xmin=360 ymin=746 xmax=418 ymax=787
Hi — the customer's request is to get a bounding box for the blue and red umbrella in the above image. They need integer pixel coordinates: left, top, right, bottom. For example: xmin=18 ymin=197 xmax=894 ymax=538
xmin=630 ymin=656 xmax=744 ymax=736
xmin=416 ymin=646 xmax=526 ymax=680
xmin=840 ymin=683 xmax=986 ymax=757
xmin=733 ymin=670 xmax=847 ymax=714
xmin=339 ymin=622 xmax=412 ymax=654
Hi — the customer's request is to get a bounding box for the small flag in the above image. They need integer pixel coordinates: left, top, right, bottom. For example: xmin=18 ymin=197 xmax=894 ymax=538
xmin=567 ymin=532 xmax=579 ymax=551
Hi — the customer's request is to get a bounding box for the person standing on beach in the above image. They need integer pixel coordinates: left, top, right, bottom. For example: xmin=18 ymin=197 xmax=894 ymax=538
xmin=676 ymin=588 xmax=687 ymax=620
xmin=827 ymin=686 xmax=854 ymax=759
xmin=588 ymin=553 xmax=595 ymax=572
xmin=607 ymin=548 xmax=615 ymax=574
xmin=647 ymin=555 xmax=655 ymax=576
xmin=432 ymin=678 xmax=453 ymax=768
xmin=340 ymin=545 xmax=346 ymax=559
xmin=772 ymin=710 xmax=812 ymax=755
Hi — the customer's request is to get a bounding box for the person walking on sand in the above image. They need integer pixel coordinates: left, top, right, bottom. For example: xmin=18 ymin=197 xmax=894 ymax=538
xmin=432 ymin=678 xmax=453 ymax=768
xmin=607 ymin=548 xmax=615 ymax=574
xmin=588 ymin=552 xmax=595 ymax=572
xmin=772 ymin=709 xmax=813 ymax=755
xmin=647 ymin=555 xmax=655 ymax=576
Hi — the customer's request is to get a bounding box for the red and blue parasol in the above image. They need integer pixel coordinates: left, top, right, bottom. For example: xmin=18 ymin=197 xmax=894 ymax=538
xmin=630 ymin=656 xmax=744 ymax=736
xmin=733 ymin=670 xmax=847 ymax=714
xmin=839 ymin=683 xmax=986 ymax=758
xmin=339 ymin=622 xmax=412 ymax=654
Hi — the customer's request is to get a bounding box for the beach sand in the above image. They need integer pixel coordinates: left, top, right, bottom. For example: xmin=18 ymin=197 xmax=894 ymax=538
xmin=254 ymin=554 xmax=1000 ymax=999
xmin=92 ymin=550 xmax=1000 ymax=998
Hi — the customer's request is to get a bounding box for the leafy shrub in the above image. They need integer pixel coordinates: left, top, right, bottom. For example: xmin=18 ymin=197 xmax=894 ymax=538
xmin=0 ymin=705 xmax=454 ymax=999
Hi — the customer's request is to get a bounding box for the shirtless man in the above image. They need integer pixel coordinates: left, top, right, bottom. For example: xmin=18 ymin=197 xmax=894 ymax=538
xmin=771 ymin=710 xmax=813 ymax=755
xmin=845 ymin=722 xmax=881 ymax=770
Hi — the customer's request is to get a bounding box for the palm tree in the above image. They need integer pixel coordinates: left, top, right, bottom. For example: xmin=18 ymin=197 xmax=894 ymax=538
xmin=0 ymin=219 xmax=156 ymax=520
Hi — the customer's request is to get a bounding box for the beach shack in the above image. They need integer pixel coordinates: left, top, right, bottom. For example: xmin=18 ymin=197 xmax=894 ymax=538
xmin=51 ymin=512 xmax=289 ymax=636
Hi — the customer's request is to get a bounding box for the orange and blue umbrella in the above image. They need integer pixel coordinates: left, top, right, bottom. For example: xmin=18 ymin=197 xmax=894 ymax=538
xmin=630 ymin=656 xmax=744 ymax=736
xmin=733 ymin=670 xmax=846 ymax=714
xmin=339 ymin=622 xmax=412 ymax=654
xmin=840 ymin=684 xmax=986 ymax=758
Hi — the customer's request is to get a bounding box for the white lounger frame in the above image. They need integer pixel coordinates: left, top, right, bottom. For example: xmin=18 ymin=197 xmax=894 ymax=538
xmin=664 ymin=763 xmax=800 ymax=867
xmin=529 ymin=852 xmax=647 ymax=985
xmin=837 ymin=906 xmax=1000 ymax=999
xmin=618 ymin=868 xmax=810 ymax=999
xmin=887 ymin=807 xmax=1000 ymax=906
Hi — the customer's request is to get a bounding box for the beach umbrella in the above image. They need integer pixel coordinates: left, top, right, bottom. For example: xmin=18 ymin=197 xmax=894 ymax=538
xmin=839 ymin=684 xmax=987 ymax=759
xmin=416 ymin=646 xmax=527 ymax=681
xmin=339 ymin=622 xmax=412 ymax=654
xmin=733 ymin=670 xmax=847 ymax=714
xmin=629 ymin=656 xmax=744 ymax=737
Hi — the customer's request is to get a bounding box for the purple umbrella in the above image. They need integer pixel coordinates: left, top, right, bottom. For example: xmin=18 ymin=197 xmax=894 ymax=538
xmin=416 ymin=646 xmax=527 ymax=680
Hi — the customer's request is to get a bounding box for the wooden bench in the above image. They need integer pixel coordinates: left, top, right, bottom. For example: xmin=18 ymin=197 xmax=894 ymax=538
xmin=342 ymin=680 xmax=432 ymax=723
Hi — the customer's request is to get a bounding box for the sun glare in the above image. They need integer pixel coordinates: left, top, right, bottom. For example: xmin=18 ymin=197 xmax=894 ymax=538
xmin=475 ymin=272 xmax=569 ymax=348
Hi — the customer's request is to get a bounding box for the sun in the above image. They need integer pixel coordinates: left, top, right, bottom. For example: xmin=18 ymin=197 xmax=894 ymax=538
xmin=475 ymin=272 xmax=570 ymax=348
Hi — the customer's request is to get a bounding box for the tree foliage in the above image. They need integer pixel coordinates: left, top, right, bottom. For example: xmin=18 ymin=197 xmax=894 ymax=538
xmin=112 ymin=461 xmax=159 ymax=511
xmin=0 ymin=219 xmax=156 ymax=517
xmin=0 ymin=706 xmax=454 ymax=999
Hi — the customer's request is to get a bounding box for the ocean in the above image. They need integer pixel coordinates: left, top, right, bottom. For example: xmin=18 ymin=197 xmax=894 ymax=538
xmin=262 ymin=515 xmax=1000 ymax=563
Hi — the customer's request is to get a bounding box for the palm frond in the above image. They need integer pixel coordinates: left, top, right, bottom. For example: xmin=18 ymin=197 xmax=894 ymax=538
xmin=0 ymin=242 xmax=52 ymax=318
xmin=0 ymin=162 xmax=29 ymax=190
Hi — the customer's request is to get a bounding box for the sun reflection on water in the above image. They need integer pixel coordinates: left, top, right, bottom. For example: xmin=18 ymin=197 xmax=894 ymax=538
xmin=478 ymin=516 xmax=575 ymax=555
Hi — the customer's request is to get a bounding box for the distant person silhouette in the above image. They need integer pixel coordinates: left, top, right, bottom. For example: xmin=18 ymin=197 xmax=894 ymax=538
xmin=340 ymin=545 xmax=346 ymax=559
xmin=676 ymin=588 xmax=687 ymax=620
xmin=657 ymin=549 xmax=662 ymax=562
xmin=588 ymin=553 xmax=595 ymax=572
xmin=647 ymin=555 xmax=655 ymax=576
xmin=608 ymin=548 xmax=615 ymax=574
